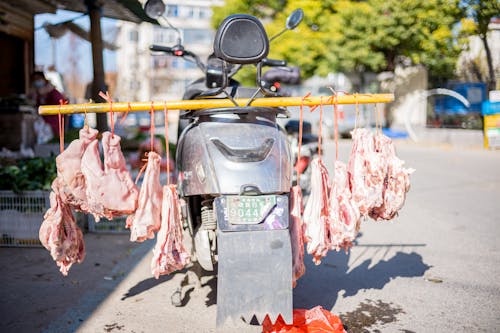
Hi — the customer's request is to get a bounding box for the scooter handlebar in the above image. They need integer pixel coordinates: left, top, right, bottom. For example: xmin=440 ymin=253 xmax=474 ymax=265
xmin=262 ymin=58 xmax=287 ymax=67
xmin=150 ymin=45 xmax=174 ymax=53
xmin=150 ymin=44 xmax=206 ymax=72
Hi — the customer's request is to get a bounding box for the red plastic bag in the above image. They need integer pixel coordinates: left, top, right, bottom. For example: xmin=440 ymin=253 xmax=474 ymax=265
xmin=262 ymin=306 xmax=346 ymax=333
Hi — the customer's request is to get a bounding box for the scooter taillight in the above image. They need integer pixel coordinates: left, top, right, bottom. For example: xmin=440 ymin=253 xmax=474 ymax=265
xmin=295 ymin=156 xmax=310 ymax=174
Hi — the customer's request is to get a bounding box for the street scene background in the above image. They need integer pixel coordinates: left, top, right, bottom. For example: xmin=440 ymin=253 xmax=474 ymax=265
xmin=1 ymin=0 xmax=500 ymax=332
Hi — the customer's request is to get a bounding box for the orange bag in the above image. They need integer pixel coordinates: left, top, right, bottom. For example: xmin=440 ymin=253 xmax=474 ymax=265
xmin=262 ymin=306 xmax=346 ymax=333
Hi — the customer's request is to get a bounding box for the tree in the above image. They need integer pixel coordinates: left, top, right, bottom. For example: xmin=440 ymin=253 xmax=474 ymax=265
xmin=211 ymin=0 xmax=339 ymax=84
xmin=211 ymin=0 xmax=287 ymax=28
xmin=211 ymin=0 xmax=466 ymax=86
xmin=462 ymin=0 xmax=500 ymax=90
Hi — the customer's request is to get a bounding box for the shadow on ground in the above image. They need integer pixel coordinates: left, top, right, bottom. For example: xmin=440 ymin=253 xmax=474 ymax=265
xmin=293 ymin=246 xmax=430 ymax=310
xmin=121 ymin=272 xmax=180 ymax=300
xmin=122 ymin=241 xmax=429 ymax=319
xmin=121 ymin=262 xmax=218 ymax=307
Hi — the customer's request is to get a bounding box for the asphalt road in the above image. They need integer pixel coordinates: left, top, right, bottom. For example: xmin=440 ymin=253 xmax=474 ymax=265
xmin=3 ymin=139 xmax=500 ymax=332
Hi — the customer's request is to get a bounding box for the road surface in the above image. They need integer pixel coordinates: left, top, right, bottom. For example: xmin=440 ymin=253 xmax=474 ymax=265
xmin=2 ymin=139 xmax=499 ymax=332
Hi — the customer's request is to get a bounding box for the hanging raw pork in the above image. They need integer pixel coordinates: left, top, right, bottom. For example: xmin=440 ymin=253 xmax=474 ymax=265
xmin=52 ymin=127 xmax=98 ymax=211
xmin=81 ymin=131 xmax=139 ymax=221
xmin=290 ymin=185 xmax=305 ymax=287
xmin=329 ymin=161 xmax=361 ymax=251
xmin=348 ymin=128 xmax=385 ymax=216
xmin=151 ymin=185 xmax=190 ymax=278
xmin=39 ymin=191 xmax=85 ymax=276
xmin=40 ymin=121 xmax=91 ymax=275
xmin=369 ymin=132 xmax=414 ymax=220
xmin=126 ymin=151 xmax=163 ymax=242
xmin=303 ymin=158 xmax=331 ymax=265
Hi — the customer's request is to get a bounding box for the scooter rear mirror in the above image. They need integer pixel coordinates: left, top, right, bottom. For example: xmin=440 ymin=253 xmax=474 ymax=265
xmin=269 ymin=8 xmax=303 ymax=42
xmin=286 ymin=8 xmax=304 ymax=30
xmin=144 ymin=0 xmax=165 ymax=19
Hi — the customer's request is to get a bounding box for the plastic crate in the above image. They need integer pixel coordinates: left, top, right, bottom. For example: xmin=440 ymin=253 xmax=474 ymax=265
xmin=88 ymin=214 xmax=129 ymax=234
xmin=0 ymin=190 xmax=50 ymax=247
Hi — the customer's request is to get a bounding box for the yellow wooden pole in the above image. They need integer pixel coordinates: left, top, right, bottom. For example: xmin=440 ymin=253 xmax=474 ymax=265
xmin=38 ymin=94 xmax=394 ymax=116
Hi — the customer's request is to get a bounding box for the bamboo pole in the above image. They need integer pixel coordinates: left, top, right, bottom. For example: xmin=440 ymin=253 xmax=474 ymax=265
xmin=38 ymin=94 xmax=394 ymax=116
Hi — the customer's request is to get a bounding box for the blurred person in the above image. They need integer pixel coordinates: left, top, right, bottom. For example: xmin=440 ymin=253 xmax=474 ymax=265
xmin=30 ymin=71 xmax=65 ymax=136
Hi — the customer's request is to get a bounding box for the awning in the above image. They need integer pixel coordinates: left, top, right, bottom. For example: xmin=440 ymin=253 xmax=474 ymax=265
xmin=1 ymin=0 xmax=158 ymax=24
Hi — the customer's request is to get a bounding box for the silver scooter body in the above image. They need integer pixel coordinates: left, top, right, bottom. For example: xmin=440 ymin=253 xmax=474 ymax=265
xmin=177 ymin=109 xmax=292 ymax=196
xmin=143 ymin=4 xmax=304 ymax=328
xmin=176 ymin=107 xmax=294 ymax=327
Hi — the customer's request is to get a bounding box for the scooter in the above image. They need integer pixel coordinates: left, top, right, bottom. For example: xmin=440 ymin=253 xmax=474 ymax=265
xmin=145 ymin=2 xmax=304 ymax=328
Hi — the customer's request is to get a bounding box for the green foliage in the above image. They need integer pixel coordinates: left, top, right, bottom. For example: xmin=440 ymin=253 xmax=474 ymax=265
xmin=233 ymin=66 xmax=258 ymax=87
xmin=267 ymin=1 xmax=338 ymax=78
xmin=462 ymin=0 xmax=500 ymax=38
xmin=212 ymin=0 xmax=467 ymax=83
xmin=211 ymin=0 xmax=287 ymax=28
xmin=0 ymin=157 xmax=57 ymax=193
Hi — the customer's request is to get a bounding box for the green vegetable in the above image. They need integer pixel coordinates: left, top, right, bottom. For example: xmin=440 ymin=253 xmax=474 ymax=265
xmin=0 ymin=156 xmax=57 ymax=193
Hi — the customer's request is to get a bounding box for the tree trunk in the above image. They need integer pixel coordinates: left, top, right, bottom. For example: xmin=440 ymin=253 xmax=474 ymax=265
xmin=386 ymin=52 xmax=396 ymax=72
xmin=481 ymin=34 xmax=496 ymax=91
xmin=87 ymin=0 xmax=108 ymax=132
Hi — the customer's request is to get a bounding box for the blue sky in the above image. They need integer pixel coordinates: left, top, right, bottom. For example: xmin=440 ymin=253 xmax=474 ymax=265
xmin=35 ymin=10 xmax=118 ymax=83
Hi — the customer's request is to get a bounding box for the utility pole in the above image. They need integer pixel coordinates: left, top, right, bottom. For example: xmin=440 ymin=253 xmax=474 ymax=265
xmin=86 ymin=0 xmax=107 ymax=132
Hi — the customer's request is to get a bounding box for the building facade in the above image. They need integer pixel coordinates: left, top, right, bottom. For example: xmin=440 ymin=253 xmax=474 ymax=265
xmin=115 ymin=0 xmax=224 ymax=103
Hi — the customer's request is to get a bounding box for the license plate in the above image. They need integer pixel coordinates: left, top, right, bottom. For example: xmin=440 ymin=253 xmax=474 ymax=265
xmin=226 ymin=195 xmax=277 ymax=225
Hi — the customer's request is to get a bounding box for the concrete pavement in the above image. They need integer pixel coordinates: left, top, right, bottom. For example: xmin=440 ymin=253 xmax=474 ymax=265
xmin=2 ymin=139 xmax=500 ymax=332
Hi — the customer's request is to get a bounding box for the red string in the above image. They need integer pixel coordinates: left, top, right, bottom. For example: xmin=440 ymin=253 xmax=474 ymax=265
xmin=333 ymin=94 xmax=339 ymax=161
xmin=135 ymin=155 xmax=149 ymax=184
xmin=135 ymin=101 xmax=156 ymax=184
xmin=296 ymin=93 xmax=311 ymax=184
xmin=318 ymin=96 xmax=323 ymax=159
xmin=99 ymin=91 xmax=114 ymax=137
xmin=326 ymin=87 xmax=342 ymax=161
xmin=58 ymin=99 xmax=67 ymax=153
xmin=120 ymin=102 xmax=132 ymax=125
xmin=163 ymin=101 xmax=170 ymax=185
xmin=150 ymin=101 xmax=155 ymax=153
xmin=83 ymin=99 xmax=88 ymax=129
xmin=376 ymin=104 xmax=382 ymax=133
xmin=354 ymin=93 xmax=359 ymax=129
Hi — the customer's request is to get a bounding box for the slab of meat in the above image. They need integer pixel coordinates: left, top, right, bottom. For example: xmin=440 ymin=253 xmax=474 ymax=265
xmin=303 ymin=158 xmax=331 ymax=265
xmin=81 ymin=131 xmax=139 ymax=221
xmin=52 ymin=127 xmax=98 ymax=211
xmin=369 ymin=132 xmax=414 ymax=220
xmin=290 ymin=185 xmax=305 ymax=287
xmin=348 ymin=129 xmax=385 ymax=216
xmin=126 ymin=151 xmax=163 ymax=242
xmin=329 ymin=161 xmax=361 ymax=251
xmin=151 ymin=185 xmax=190 ymax=278
xmin=373 ymin=130 xmax=396 ymax=157
xmin=39 ymin=191 xmax=85 ymax=276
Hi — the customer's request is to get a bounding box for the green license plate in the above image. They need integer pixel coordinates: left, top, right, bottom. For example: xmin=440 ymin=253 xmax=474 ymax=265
xmin=226 ymin=195 xmax=277 ymax=225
